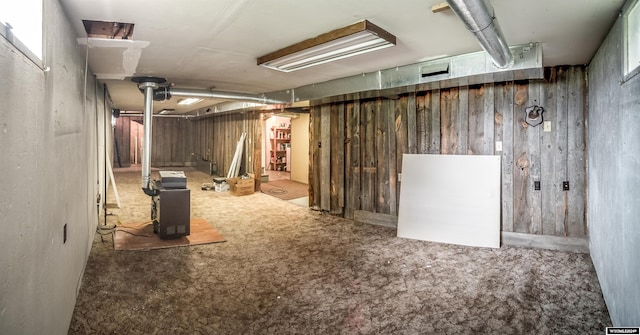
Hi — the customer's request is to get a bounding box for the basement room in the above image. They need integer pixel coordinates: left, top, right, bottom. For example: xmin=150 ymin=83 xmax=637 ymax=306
xmin=1 ymin=0 xmax=639 ymax=334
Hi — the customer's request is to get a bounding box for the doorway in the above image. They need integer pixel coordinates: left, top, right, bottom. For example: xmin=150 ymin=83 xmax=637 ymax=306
xmin=261 ymin=113 xmax=309 ymax=203
xmin=264 ymin=115 xmax=291 ymax=180
xmin=129 ymin=119 xmax=144 ymax=166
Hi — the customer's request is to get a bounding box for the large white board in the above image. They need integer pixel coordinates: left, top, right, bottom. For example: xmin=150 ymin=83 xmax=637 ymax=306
xmin=397 ymin=154 xmax=501 ymax=248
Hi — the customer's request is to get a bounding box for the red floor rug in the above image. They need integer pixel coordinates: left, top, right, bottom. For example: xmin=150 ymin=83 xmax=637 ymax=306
xmin=114 ymin=218 xmax=226 ymax=251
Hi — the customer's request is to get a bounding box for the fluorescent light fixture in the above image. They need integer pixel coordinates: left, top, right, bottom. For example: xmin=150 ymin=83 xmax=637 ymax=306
xmin=158 ymin=109 xmax=175 ymax=115
xmin=258 ymin=20 xmax=396 ymax=72
xmin=177 ymin=98 xmax=202 ymax=105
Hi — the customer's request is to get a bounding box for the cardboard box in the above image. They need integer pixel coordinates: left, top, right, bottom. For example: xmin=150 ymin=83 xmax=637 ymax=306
xmin=226 ymin=176 xmax=254 ymax=196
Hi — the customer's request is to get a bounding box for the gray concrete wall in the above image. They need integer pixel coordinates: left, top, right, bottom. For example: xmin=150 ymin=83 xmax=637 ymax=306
xmin=588 ymin=8 xmax=640 ymax=327
xmin=0 ymin=0 xmax=108 ymax=333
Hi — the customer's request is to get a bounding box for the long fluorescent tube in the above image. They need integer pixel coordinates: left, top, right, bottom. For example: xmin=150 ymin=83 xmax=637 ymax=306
xmin=258 ymin=20 xmax=396 ymax=72
xmin=177 ymin=98 xmax=202 ymax=105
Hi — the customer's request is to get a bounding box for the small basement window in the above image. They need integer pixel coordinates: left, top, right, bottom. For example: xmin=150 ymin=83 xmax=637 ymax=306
xmin=625 ymin=0 xmax=640 ymax=79
xmin=0 ymin=0 xmax=43 ymax=65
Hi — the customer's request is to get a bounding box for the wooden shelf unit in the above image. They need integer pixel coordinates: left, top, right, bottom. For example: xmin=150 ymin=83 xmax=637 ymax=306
xmin=270 ymin=127 xmax=290 ymax=171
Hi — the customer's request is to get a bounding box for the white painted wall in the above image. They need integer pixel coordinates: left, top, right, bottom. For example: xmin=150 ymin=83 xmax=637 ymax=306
xmin=0 ymin=0 xmax=107 ymax=333
xmin=290 ymin=113 xmax=309 ymax=184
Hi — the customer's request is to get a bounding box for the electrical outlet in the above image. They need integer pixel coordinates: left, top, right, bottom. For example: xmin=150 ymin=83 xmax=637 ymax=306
xmin=563 ymin=181 xmax=570 ymax=191
xmin=543 ymin=121 xmax=552 ymax=132
xmin=495 ymin=141 xmax=503 ymax=152
xmin=63 ymin=223 xmax=67 ymax=244
xmin=534 ymin=181 xmax=541 ymax=190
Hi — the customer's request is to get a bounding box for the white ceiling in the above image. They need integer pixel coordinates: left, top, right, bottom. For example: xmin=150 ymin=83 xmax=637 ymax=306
xmin=60 ymin=0 xmax=625 ymax=114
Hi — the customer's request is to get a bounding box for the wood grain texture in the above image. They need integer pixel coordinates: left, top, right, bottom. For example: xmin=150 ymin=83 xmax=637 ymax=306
xmin=302 ymin=66 xmax=587 ymax=238
xmin=496 ymin=82 xmax=514 ymax=232
xmin=541 ymin=68 xmax=558 ymax=235
xmin=360 ymin=100 xmax=376 ymax=212
xmin=457 ymin=86 xmax=469 ymax=155
xmin=468 ymin=85 xmax=485 ymax=155
xmin=527 ymin=80 xmax=542 ymax=235
xmin=345 ymin=102 xmax=359 ymax=219
xmin=320 ymin=104 xmax=331 ymax=211
xmin=310 ymin=106 xmax=320 ymax=208
xmin=353 ymin=210 xmax=398 ymax=228
xmin=406 ymin=93 xmax=417 ymax=155
xmin=567 ymin=67 xmax=586 ymax=236
xmin=416 ymin=92 xmax=428 ymax=154
xmin=376 ymin=99 xmax=390 ymax=214
xmin=513 ymin=82 xmax=530 ymax=233
xmin=483 ymin=83 xmax=495 ymax=155
xmin=330 ymin=104 xmax=345 ymax=214
xmin=555 ymin=67 xmax=569 ymax=236
xmin=440 ymin=88 xmax=458 ymax=154
xmin=430 ymin=90 xmax=441 ymax=154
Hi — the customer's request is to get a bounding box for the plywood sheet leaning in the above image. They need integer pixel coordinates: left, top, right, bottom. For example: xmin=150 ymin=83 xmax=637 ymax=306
xmin=397 ymin=154 xmax=501 ymax=248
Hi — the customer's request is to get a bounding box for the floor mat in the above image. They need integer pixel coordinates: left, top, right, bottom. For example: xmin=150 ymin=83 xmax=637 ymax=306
xmin=260 ymin=179 xmax=308 ymax=200
xmin=114 ymin=218 xmax=225 ymax=251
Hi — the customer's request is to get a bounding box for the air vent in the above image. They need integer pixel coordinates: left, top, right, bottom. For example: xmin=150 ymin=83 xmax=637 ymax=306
xmin=82 ymin=20 xmax=134 ymax=40
xmin=421 ymin=62 xmax=450 ymax=77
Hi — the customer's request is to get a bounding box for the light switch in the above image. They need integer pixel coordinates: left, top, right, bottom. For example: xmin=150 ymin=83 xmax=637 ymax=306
xmin=543 ymin=121 xmax=552 ymax=132
xmin=495 ymin=141 xmax=503 ymax=152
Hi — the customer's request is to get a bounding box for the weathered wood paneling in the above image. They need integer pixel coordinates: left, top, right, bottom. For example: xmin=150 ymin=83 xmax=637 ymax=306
xmin=416 ymin=92 xmax=428 ymax=154
xmin=187 ymin=112 xmax=261 ymax=179
xmin=360 ymin=100 xmax=377 ymax=212
xmin=440 ymin=88 xmax=458 ymax=154
xmin=330 ymin=104 xmax=344 ymax=215
xmin=429 ymin=90 xmax=441 ymax=154
xmin=541 ymin=67 xmax=558 ymax=236
xmin=309 ymin=106 xmax=320 ymax=209
xmin=320 ymin=105 xmax=331 ymax=211
xmin=376 ymin=99 xmax=391 ymax=214
xmin=345 ymin=101 xmax=360 ymax=219
xmin=307 ymin=66 xmax=588 ymax=238
xmin=567 ymin=67 xmax=587 ymax=237
xmin=113 ymin=116 xmax=131 ymax=167
xmin=496 ymin=82 xmax=515 ymax=232
xmin=554 ymin=68 xmax=570 ymax=236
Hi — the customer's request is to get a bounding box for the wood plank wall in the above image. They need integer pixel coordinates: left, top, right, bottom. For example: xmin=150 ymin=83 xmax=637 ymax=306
xmin=113 ymin=113 xmax=261 ymax=182
xmin=191 ymin=112 xmax=262 ymax=181
xmin=309 ymin=66 xmax=587 ymax=237
xmin=151 ymin=117 xmax=197 ymax=166
xmin=113 ymin=116 xmax=131 ymax=167
xmin=113 ymin=117 xmax=197 ymax=167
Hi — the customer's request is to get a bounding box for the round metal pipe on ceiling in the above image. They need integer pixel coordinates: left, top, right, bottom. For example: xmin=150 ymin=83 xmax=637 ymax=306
xmin=446 ymin=0 xmax=513 ymax=69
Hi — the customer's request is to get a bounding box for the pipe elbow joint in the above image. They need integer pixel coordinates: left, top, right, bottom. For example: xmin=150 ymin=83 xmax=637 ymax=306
xmin=142 ymin=187 xmax=159 ymax=197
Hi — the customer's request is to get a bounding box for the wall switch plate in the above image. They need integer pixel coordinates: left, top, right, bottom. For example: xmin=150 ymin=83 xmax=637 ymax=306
xmin=534 ymin=181 xmax=541 ymax=190
xmin=563 ymin=181 xmax=570 ymax=191
xmin=495 ymin=141 xmax=503 ymax=152
xmin=398 ymin=173 xmax=402 ymax=182
xmin=543 ymin=121 xmax=552 ymax=132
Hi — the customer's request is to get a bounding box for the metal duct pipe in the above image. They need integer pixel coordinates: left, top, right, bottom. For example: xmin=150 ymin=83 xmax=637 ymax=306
xmin=132 ymin=77 xmax=166 ymax=196
xmin=446 ymin=0 xmax=513 ymax=68
xmin=131 ymin=76 xmax=283 ymax=196
xmin=141 ymin=82 xmax=156 ymax=195
xmin=156 ymin=87 xmax=283 ymax=105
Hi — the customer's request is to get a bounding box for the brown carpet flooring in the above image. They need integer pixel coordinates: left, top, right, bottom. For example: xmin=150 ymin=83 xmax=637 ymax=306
xmin=68 ymin=168 xmax=610 ymax=334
